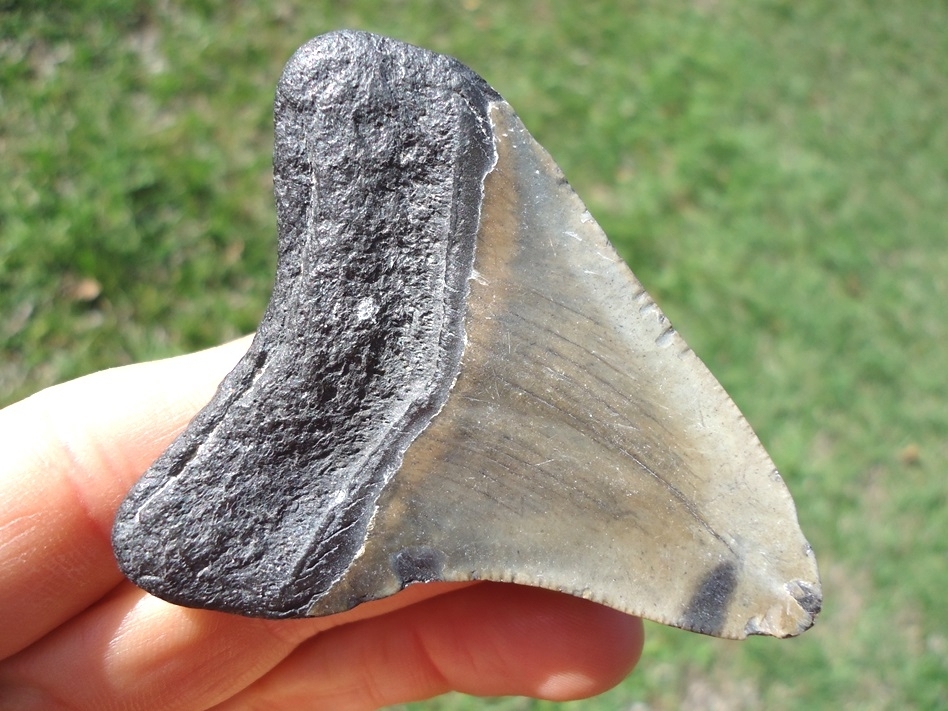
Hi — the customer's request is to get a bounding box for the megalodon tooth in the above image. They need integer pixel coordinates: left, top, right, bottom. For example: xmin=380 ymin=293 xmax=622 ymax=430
xmin=112 ymin=30 xmax=821 ymax=640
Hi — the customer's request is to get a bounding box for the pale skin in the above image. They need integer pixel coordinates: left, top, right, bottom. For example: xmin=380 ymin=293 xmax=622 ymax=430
xmin=0 ymin=338 xmax=643 ymax=710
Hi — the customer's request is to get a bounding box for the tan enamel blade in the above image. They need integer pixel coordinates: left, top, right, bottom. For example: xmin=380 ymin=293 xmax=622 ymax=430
xmin=314 ymin=102 xmax=821 ymax=639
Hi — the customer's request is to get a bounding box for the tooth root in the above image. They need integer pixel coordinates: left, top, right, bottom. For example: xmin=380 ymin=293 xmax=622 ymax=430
xmin=112 ymin=30 xmax=820 ymax=639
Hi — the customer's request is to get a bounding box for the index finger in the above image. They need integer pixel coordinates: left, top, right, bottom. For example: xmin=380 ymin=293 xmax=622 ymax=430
xmin=0 ymin=338 xmax=250 ymax=659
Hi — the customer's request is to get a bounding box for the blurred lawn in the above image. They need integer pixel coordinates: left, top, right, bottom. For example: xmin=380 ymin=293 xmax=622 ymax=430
xmin=2 ymin=1 xmax=946 ymax=709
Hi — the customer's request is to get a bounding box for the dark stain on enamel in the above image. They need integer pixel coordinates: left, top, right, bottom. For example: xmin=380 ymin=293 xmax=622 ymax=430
xmin=391 ymin=546 xmax=447 ymax=585
xmin=681 ymin=560 xmax=738 ymax=636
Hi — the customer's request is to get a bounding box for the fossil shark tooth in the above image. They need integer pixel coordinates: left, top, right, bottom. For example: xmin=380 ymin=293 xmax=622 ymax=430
xmin=112 ymin=30 xmax=821 ymax=639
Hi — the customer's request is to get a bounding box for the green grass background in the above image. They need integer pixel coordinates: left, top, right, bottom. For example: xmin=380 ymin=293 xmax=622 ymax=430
xmin=2 ymin=1 xmax=946 ymax=708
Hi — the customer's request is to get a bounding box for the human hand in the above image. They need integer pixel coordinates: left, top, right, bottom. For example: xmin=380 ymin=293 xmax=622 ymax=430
xmin=0 ymin=339 xmax=643 ymax=710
